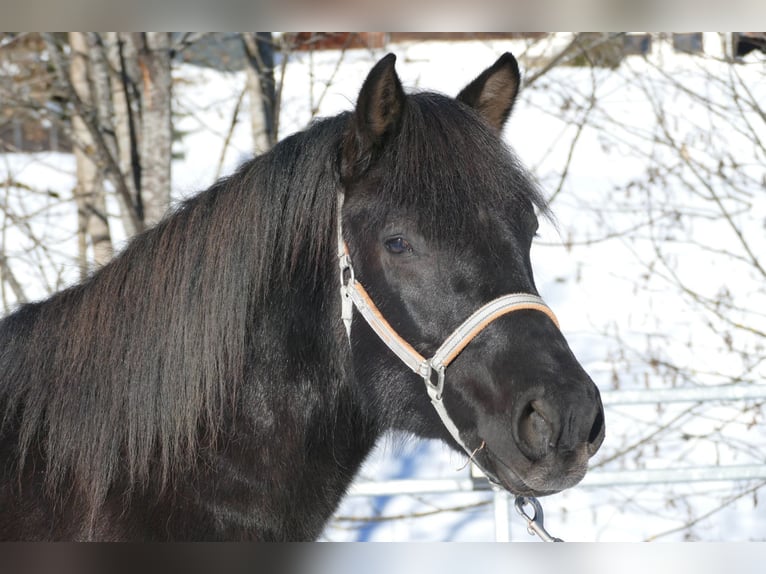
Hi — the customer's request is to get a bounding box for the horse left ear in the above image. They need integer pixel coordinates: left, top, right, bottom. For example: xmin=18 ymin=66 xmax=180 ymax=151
xmin=457 ymin=52 xmax=521 ymax=134
xmin=342 ymin=53 xmax=405 ymax=181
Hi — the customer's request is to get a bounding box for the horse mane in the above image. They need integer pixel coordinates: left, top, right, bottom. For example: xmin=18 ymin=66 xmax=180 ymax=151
xmin=0 ymin=89 xmax=547 ymax=514
xmin=0 ymin=114 xmax=348 ymax=509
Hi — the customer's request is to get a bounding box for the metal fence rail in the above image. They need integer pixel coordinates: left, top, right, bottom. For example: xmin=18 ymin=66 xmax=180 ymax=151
xmin=599 ymin=384 xmax=766 ymax=405
xmin=349 ymin=463 xmax=766 ymax=497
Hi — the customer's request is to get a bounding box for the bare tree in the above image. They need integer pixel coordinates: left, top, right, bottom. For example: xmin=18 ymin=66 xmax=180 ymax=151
xmin=133 ymin=32 xmax=172 ymax=226
xmin=44 ymin=32 xmax=175 ymax=232
xmin=69 ymin=32 xmax=113 ymax=274
xmin=520 ymin=32 xmax=766 ymax=541
xmin=104 ymin=32 xmax=142 ymax=237
xmin=242 ymin=32 xmax=277 ymax=153
xmin=0 ymin=33 xmax=177 ymax=304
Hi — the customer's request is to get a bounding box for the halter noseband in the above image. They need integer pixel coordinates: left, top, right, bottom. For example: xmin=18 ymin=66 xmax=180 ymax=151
xmin=336 ymin=193 xmax=560 ymax=462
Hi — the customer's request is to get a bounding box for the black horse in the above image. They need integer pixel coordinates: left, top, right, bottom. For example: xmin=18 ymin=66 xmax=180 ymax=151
xmin=0 ymin=53 xmax=604 ymax=540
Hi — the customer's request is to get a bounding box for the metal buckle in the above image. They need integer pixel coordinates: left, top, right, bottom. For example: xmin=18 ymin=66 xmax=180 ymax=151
xmin=338 ymin=253 xmax=354 ymax=287
xmin=423 ymin=363 xmax=446 ymax=402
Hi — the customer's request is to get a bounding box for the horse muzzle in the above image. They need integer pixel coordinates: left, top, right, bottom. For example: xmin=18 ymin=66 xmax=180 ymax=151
xmin=469 ymin=369 xmax=605 ymax=496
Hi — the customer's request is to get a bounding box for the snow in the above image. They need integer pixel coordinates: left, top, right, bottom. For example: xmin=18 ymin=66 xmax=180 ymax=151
xmin=0 ymin=152 xmax=79 ymax=296
xmin=2 ymin=33 xmax=765 ymax=541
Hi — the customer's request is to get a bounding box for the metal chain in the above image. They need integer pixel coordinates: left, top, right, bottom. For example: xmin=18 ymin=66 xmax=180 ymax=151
xmin=514 ymin=496 xmax=564 ymax=542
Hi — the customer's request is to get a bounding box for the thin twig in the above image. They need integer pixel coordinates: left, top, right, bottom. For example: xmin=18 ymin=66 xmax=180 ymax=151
xmin=645 ymin=481 xmax=766 ymax=541
xmin=214 ymin=82 xmax=246 ymax=181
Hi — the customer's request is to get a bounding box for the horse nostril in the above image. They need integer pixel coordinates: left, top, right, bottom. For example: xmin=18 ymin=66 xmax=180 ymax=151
xmin=587 ymin=409 xmax=605 ymax=453
xmin=517 ymin=400 xmax=555 ymax=462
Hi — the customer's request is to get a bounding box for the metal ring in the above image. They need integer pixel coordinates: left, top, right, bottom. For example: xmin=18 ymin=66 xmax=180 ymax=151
xmin=338 ymin=254 xmax=354 ymax=287
xmin=424 ymin=364 xmax=445 ymax=401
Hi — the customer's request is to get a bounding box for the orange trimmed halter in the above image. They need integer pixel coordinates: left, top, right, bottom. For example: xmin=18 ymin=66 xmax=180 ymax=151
xmin=336 ymin=193 xmax=560 ymax=459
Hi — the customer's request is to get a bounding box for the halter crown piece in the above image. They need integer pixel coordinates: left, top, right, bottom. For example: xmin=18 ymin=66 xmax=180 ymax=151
xmin=336 ymin=193 xmax=560 ymax=465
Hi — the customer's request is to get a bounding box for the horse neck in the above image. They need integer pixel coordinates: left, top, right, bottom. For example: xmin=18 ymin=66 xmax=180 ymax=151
xmin=180 ymin=268 xmax=381 ymax=540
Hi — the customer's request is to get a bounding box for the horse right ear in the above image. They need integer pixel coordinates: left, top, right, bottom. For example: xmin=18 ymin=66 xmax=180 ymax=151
xmin=457 ymin=52 xmax=521 ymax=134
xmin=342 ymin=53 xmax=405 ymax=182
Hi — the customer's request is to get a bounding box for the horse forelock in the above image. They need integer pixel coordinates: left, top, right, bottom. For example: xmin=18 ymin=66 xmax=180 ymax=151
xmin=368 ymin=92 xmax=550 ymax=240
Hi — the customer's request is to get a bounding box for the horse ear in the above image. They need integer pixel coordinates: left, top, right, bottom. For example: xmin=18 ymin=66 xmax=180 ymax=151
xmin=456 ymin=52 xmax=521 ymax=134
xmin=342 ymin=53 xmax=405 ymax=181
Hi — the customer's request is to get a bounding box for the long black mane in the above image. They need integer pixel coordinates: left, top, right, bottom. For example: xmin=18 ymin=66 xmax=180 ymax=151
xmin=0 ymin=115 xmax=346 ymax=509
xmin=0 ymin=90 xmax=547 ymax=523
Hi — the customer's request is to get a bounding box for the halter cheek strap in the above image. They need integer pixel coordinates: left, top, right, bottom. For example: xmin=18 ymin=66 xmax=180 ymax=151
xmin=336 ymin=193 xmax=560 ymax=461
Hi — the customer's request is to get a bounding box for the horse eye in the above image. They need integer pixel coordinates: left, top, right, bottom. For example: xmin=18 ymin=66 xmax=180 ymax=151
xmin=384 ymin=236 xmax=413 ymax=255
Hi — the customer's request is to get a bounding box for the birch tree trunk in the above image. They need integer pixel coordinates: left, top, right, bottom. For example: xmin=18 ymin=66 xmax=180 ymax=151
xmin=69 ymin=32 xmax=113 ymax=275
xmin=134 ymin=32 xmax=172 ymax=226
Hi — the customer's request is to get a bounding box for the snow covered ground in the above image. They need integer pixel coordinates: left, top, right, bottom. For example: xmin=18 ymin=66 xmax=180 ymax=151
xmin=2 ymin=33 xmax=765 ymax=541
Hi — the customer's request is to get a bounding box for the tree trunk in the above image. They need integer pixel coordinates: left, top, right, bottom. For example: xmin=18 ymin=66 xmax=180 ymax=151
xmin=84 ymin=33 xmax=117 ymax=266
xmin=243 ymin=33 xmax=277 ymax=153
xmin=104 ymin=32 xmax=142 ymax=237
xmin=69 ymin=32 xmax=113 ymax=274
xmin=134 ymin=32 xmax=172 ymax=227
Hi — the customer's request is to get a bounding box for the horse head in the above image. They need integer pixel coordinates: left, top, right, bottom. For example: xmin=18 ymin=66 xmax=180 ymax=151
xmin=338 ymin=53 xmax=605 ymax=497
